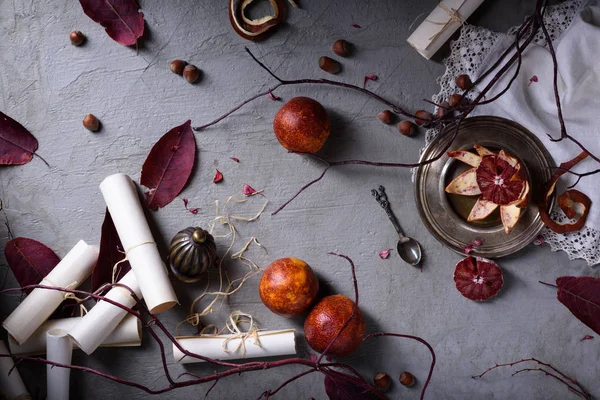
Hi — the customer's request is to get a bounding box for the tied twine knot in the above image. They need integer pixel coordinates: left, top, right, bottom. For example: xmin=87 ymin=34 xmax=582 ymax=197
xmin=111 ymin=240 xmax=155 ymax=284
xmin=221 ymin=311 xmax=262 ymax=357
xmin=42 ymin=278 xmax=89 ymax=316
xmin=426 ymin=1 xmax=467 ymax=44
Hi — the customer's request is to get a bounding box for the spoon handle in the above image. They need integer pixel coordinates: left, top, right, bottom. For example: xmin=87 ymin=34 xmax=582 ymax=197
xmin=371 ymin=185 xmax=407 ymax=240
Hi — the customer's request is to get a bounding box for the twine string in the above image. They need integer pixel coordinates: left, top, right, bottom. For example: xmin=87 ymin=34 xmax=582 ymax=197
xmin=425 ymin=1 xmax=467 ymax=44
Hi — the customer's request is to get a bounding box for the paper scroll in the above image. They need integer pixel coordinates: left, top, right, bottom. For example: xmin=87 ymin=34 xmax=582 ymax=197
xmin=8 ymin=314 xmax=141 ymax=356
xmin=407 ymin=0 xmax=486 ymax=60
xmin=0 ymin=341 xmax=31 ymax=400
xmin=173 ymin=330 xmax=296 ymax=364
xmin=2 ymin=240 xmax=99 ymax=345
xmin=69 ymin=270 xmax=142 ymax=354
xmin=46 ymin=329 xmax=72 ymax=400
xmin=99 ymin=173 xmax=178 ymax=314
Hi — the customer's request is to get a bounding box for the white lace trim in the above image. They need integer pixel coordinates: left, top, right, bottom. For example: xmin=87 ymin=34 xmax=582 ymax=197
xmin=425 ymin=0 xmax=599 ymax=266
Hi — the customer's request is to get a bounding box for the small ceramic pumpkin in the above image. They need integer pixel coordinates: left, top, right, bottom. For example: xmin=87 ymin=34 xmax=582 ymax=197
xmin=168 ymin=227 xmax=217 ymax=283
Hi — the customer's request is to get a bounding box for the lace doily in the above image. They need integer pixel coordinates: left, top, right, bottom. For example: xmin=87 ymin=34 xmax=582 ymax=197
xmin=425 ymin=0 xmax=599 ymax=266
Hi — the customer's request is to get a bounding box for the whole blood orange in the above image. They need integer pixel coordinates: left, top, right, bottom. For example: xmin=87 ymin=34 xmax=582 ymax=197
xmin=304 ymin=294 xmax=365 ymax=356
xmin=259 ymin=257 xmax=319 ymax=317
xmin=273 ymin=97 xmax=330 ymax=152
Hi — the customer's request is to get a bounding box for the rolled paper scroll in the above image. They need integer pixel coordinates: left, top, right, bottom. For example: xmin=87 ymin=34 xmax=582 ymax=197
xmin=99 ymin=173 xmax=178 ymax=313
xmin=8 ymin=314 xmax=141 ymax=356
xmin=69 ymin=270 xmax=142 ymax=354
xmin=2 ymin=240 xmax=99 ymax=345
xmin=407 ymin=0 xmax=486 ymax=60
xmin=172 ymin=330 xmax=296 ymax=364
xmin=46 ymin=329 xmax=72 ymax=400
xmin=0 ymin=341 xmax=31 ymax=400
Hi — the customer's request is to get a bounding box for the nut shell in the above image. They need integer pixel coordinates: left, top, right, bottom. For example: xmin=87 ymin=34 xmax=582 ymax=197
xmin=399 ymin=371 xmax=415 ymax=387
xmin=259 ymin=257 xmax=319 ymax=317
xmin=397 ymin=120 xmax=416 ymax=137
xmin=273 ymin=97 xmax=331 ymax=152
xmin=318 ymin=56 xmax=341 ymax=74
xmin=169 ymin=227 xmax=217 ymax=283
xmin=331 ymin=39 xmax=351 ymax=57
xmin=183 ymin=65 xmax=201 ymax=83
xmin=304 ymin=294 xmax=365 ymax=356
xmin=170 ymin=59 xmax=187 ymax=75
xmin=82 ymin=114 xmax=100 ymax=131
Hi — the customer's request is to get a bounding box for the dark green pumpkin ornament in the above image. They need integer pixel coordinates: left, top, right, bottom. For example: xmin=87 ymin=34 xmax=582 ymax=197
xmin=169 ymin=227 xmax=217 ymax=283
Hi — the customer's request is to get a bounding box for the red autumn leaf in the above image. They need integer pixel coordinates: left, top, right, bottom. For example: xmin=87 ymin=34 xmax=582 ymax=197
xmin=213 ymin=169 xmax=223 ymax=183
xmin=230 ymin=157 xmax=240 ymax=163
xmin=363 ymin=74 xmax=377 ymax=88
xmin=378 ymin=249 xmax=391 ymax=259
xmin=0 ymin=112 xmax=39 ymax=165
xmin=141 ymin=120 xmax=196 ymax=211
xmin=91 ymin=209 xmax=131 ymax=292
xmin=324 ymin=372 xmax=378 ymax=400
xmin=4 ymin=238 xmax=60 ymax=294
xmin=79 ymin=0 xmax=144 ymax=46
xmin=556 ymin=276 xmax=600 ymax=335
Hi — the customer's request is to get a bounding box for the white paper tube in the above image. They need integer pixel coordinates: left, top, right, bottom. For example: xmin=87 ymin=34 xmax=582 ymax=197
xmin=68 ymin=270 xmax=142 ymax=354
xmin=99 ymin=173 xmax=178 ymax=314
xmin=407 ymin=0 xmax=486 ymax=60
xmin=2 ymin=240 xmax=99 ymax=345
xmin=0 ymin=341 xmax=31 ymax=400
xmin=8 ymin=314 xmax=141 ymax=356
xmin=173 ymin=330 xmax=296 ymax=364
xmin=46 ymin=329 xmax=72 ymax=400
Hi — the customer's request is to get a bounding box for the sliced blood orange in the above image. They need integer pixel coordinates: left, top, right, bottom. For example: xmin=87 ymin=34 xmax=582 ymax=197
xmin=454 ymin=256 xmax=504 ymax=301
xmin=447 ymin=150 xmax=482 ymax=167
xmin=445 ymin=168 xmax=481 ymax=196
xmin=476 ymin=155 xmax=524 ymax=205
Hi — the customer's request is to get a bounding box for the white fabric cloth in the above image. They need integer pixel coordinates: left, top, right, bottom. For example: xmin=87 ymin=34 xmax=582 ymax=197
xmin=427 ymin=0 xmax=600 ymax=265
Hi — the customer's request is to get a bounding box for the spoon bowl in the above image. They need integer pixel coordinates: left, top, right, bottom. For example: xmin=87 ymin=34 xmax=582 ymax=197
xmin=397 ymin=238 xmax=422 ymax=266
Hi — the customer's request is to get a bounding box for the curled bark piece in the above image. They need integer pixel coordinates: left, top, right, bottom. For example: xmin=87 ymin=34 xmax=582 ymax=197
xmin=229 ymin=0 xmax=285 ymax=41
xmin=538 ymin=152 xmax=591 ymax=234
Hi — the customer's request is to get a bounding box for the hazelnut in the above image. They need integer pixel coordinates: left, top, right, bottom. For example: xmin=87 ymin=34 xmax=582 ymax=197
xmin=399 ymin=371 xmax=415 ymax=387
xmin=436 ymin=101 xmax=450 ymax=118
xmin=373 ymin=372 xmax=391 ymax=392
xmin=455 ymin=74 xmax=473 ymax=90
xmin=183 ymin=64 xmax=201 ymax=83
xmin=331 ymin=39 xmax=351 ymax=57
xmin=447 ymin=93 xmax=463 ymax=107
xmin=318 ymin=56 xmax=341 ymax=74
xmin=82 ymin=114 xmax=100 ymax=132
xmin=414 ymin=110 xmax=433 ymax=127
xmin=69 ymin=31 xmax=85 ymax=46
xmin=397 ymin=120 xmax=416 ymax=137
xmin=377 ymin=110 xmax=394 ymax=124
xmin=169 ymin=59 xmax=187 ymax=75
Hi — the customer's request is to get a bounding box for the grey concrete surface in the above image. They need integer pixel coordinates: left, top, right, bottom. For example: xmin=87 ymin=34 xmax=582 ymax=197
xmin=1 ymin=0 xmax=598 ymax=399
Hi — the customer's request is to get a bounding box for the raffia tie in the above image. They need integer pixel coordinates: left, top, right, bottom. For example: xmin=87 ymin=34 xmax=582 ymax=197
xmin=110 ymin=241 xmax=155 ymax=284
xmin=221 ymin=311 xmax=262 ymax=358
xmin=42 ymin=278 xmax=89 ymax=316
xmin=426 ymin=1 xmax=467 ymax=44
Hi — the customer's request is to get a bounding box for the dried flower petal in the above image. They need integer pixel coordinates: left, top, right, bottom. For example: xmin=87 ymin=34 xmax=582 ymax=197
xmin=213 ymin=169 xmax=223 ymax=183
xmin=242 ymin=184 xmax=261 ymax=196
xmin=363 ymin=74 xmax=377 ymax=88
xmin=464 ymin=239 xmax=483 ymax=254
xmin=182 ymin=198 xmax=189 ymax=207
xmin=581 ymin=335 xmax=594 ymax=341
xmin=379 ymin=249 xmax=391 ymax=259
xmin=189 ymin=208 xmax=199 ymax=214
xmin=268 ymin=91 xmax=281 ymax=101
xmin=533 ymin=235 xmax=545 ymax=246
xmin=351 ymin=24 xmax=361 ymax=28
xmin=528 ymin=75 xmax=539 ymax=87
xmin=230 ymin=157 xmax=240 ymax=163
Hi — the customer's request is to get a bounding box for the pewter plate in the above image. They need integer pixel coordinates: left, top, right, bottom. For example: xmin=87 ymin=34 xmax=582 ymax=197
xmin=414 ymin=116 xmax=555 ymax=258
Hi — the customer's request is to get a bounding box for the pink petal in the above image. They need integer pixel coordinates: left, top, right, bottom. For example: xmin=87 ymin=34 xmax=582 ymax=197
xmin=363 ymin=74 xmax=378 ymax=88
xmin=351 ymin=24 xmax=361 ymax=28
xmin=379 ymin=249 xmax=392 ymax=259
xmin=182 ymin=198 xmax=189 ymax=207
xmin=527 ymin=75 xmax=539 ymax=87
xmin=230 ymin=157 xmax=240 ymax=163
xmin=581 ymin=335 xmax=594 ymax=341
xmin=242 ymin=184 xmax=260 ymax=196
xmin=188 ymin=208 xmax=199 ymax=214
xmin=213 ymin=169 xmax=223 ymax=184
xmin=268 ymin=91 xmax=281 ymax=101
xmin=463 ymin=238 xmax=483 ymax=254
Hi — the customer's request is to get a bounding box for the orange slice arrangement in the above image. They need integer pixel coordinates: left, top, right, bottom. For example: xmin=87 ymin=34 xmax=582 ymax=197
xmin=445 ymin=145 xmax=530 ymax=234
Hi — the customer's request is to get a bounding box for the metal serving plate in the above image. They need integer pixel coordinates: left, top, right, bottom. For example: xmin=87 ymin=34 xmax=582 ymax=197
xmin=414 ymin=116 xmax=555 ymax=258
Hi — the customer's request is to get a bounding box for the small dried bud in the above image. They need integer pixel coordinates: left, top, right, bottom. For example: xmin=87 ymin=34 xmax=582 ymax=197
xmin=436 ymin=101 xmax=450 ymax=118
xmin=374 ymin=372 xmax=391 ymax=392
xmin=455 ymin=74 xmax=473 ymax=90
xmin=397 ymin=120 xmax=416 ymax=137
xmin=377 ymin=110 xmax=394 ymax=124
xmin=183 ymin=64 xmax=201 ymax=83
xmin=414 ymin=110 xmax=433 ymax=127
xmin=399 ymin=371 xmax=415 ymax=387
xmin=318 ymin=56 xmax=341 ymax=74
xmin=69 ymin=31 xmax=85 ymax=46
xmin=82 ymin=114 xmax=100 ymax=132
xmin=331 ymin=39 xmax=351 ymax=57
xmin=170 ymin=59 xmax=187 ymax=75
xmin=448 ymin=93 xmax=463 ymax=107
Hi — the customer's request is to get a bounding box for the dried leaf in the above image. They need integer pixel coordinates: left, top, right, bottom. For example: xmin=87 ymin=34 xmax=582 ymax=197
xmin=0 ymin=112 xmax=39 ymax=165
xmin=213 ymin=169 xmax=223 ymax=183
xmin=556 ymin=276 xmax=600 ymax=335
xmin=4 ymin=238 xmax=60 ymax=294
xmin=79 ymin=0 xmax=144 ymax=46
xmin=92 ymin=209 xmax=130 ymax=292
xmin=363 ymin=74 xmax=377 ymax=88
xmin=378 ymin=249 xmax=391 ymax=259
xmin=324 ymin=373 xmax=378 ymax=400
xmin=141 ymin=120 xmax=196 ymax=211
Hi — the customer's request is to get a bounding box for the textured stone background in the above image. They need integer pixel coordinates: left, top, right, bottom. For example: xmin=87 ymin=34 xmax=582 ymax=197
xmin=1 ymin=0 xmax=598 ymax=399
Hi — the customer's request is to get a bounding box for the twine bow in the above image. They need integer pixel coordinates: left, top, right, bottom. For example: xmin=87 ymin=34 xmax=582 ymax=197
xmin=426 ymin=1 xmax=467 ymax=45
xmin=221 ymin=311 xmax=262 ymax=357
